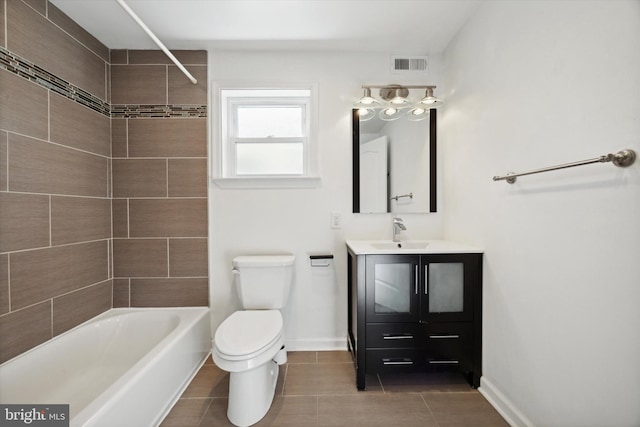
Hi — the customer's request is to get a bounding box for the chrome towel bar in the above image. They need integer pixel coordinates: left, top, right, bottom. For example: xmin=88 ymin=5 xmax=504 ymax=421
xmin=493 ymin=149 xmax=636 ymax=184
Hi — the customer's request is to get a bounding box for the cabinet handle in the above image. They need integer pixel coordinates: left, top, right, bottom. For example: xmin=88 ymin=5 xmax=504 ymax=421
xmin=383 ymin=359 xmax=414 ymax=365
xmin=383 ymin=335 xmax=414 ymax=340
xmin=428 ymin=335 xmax=460 ymax=339
xmin=414 ymin=265 xmax=418 ymax=294
xmin=428 ymin=360 xmax=459 ymax=365
xmin=424 ymin=265 xmax=428 ymax=295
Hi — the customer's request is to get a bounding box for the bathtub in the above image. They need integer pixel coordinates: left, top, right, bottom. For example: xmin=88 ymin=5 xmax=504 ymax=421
xmin=0 ymin=307 xmax=211 ymax=427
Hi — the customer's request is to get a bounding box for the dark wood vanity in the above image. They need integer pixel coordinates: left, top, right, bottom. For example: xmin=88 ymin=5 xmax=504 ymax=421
xmin=346 ymin=240 xmax=483 ymax=390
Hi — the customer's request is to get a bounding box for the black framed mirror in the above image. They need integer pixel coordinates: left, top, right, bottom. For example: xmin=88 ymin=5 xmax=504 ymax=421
xmin=352 ymin=109 xmax=437 ymax=213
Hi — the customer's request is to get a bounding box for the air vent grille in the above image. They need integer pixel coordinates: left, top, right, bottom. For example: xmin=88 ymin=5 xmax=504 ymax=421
xmin=391 ymin=56 xmax=428 ymax=73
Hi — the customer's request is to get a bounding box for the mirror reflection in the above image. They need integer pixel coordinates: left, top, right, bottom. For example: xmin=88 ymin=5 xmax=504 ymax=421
xmin=352 ymin=109 xmax=436 ymax=214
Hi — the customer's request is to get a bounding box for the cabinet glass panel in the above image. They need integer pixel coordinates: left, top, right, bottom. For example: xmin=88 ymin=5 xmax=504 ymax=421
xmin=428 ymin=263 xmax=464 ymax=313
xmin=374 ymin=263 xmax=413 ymax=314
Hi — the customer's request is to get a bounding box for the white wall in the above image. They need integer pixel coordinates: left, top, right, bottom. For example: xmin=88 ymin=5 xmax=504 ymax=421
xmin=207 ymin=51 xmax=444 ymax=349
xmin=443 ymin=1 xmax=640 ymax=426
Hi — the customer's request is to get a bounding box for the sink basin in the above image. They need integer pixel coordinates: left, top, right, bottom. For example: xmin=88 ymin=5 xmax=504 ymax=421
xmin=370 ymin=241 xmax=430 ymax=250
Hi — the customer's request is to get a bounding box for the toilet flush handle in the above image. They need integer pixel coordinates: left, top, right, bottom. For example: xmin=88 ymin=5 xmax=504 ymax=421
xmin=232 ymin=268 xmax=240 ymax=276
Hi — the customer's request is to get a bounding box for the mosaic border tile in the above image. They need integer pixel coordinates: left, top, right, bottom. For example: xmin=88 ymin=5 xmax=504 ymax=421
xmin=110 ymin=104 xmax=207 ymax=119
xmin=0 ymin=46 xmax=111 ymax=117
xmin=0 ymin=47 xmax=207 ymax=119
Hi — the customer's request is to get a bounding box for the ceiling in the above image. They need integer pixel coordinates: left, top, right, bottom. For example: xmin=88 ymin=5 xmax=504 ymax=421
xmin=50 ymin=0 xmax=480 ymax=54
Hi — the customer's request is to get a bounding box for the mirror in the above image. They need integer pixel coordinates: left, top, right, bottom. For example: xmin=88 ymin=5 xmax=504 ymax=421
xmin=352 ymin=109 xmax=437 ymax=213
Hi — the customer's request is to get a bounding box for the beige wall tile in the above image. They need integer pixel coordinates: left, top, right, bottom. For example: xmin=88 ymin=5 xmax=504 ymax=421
xmin=113 ymin=238 xmax=168 ymax=278
xmin=0 ymin=0 xmax=5 ymax=48
xmin=128 ymin=118 xmax=207 ymax=158
xmin=130 ymin=278 xmax=208 ymax=307
xmin=110 ymin=49 xmax=128 ymax=65
xmin=50 ymin=93 xmax=111 ymax=157
xmin=51 ymin=196 xmax=111 ymax=245
xmin=52 ymin=280 xmax=112 ymax=336
xmin=47 ymin=3 xmax=109 ymax=62
xmin=0 ymin=70 xmax=48 ymax=140
xmin=9 ymin=133 xmax=108 ymax=197
xmin=10 ymin=241 xmax=109 ymax=310
xmin=129 ymin=199 xmax=207 ymax=238
xmin=0 ymin=192 xmax=50 ymax=252
xmin=168 ymin=66 xmax=207 ymax=105
xmin=7 ymin=0 xmax=106 ymax=99
xmin=0 ymin=301 xmax=51 ymax=364
xmin=113 ymin=279 xmax=130 ymax=308
xmin=112 ymin=199 xmax=129 ymax=238
xmin=111 ymin=119 xmax=128 ymax=158
xmin=128 ymin=50 xmax=207 ymax=65
xmin=1 ymin=131 xmax=7 ymax=190
xmin=0 ymin=255 xmax=8 ymax=315
xmin=111 ymin=65 xmax=167 ymax=105
xmin=169 ymin=238 xmax=208 ymax=277
xmin=168 ymin=159 xmax=207 ymax=197
xmin=112 ymin=159 xmax=167 ymax=198
xmin=21 ymin=0 xmax=46 ymax=16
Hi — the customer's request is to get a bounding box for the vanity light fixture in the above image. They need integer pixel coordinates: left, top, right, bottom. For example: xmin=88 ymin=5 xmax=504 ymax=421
xmin=355 ymin=85 xmax=442 ymax=122
xmin=418 ymin=86 xmax=443 ymax=108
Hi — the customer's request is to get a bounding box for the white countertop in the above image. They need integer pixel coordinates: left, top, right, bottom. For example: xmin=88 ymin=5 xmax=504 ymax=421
xmin=346 ymin=239 xmax=483 ymax=255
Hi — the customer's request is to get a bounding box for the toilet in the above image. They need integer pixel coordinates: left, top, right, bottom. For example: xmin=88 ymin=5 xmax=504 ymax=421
xmin=212 ymin=255 xmax=295 ymax=427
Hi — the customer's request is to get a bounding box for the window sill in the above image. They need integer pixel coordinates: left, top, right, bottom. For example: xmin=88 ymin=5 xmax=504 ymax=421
xmin=212 ymin=176 xmax=322 ymax=189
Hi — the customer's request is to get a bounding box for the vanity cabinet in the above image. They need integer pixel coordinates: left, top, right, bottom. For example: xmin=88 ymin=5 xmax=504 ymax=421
xmin=347 ymin=243 xmax=482 ymax=390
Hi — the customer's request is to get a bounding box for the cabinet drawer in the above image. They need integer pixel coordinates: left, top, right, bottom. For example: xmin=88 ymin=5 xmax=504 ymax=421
xmin=366 ymin=349 xmax=420 ymax=374
xmin=366 ymin=323 xmax=421 ymax=348
xmin=422 ymin=323 xmax=472 ymax=368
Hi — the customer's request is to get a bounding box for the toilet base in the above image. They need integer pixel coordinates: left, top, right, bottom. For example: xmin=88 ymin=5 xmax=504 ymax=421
xmin=227 ymin=360 xmax=279 ymax=427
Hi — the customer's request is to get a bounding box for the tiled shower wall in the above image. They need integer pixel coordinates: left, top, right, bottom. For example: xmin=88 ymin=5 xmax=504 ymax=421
xmin=110 ymin=50 xmax=208 ymax=307
xmin=0 ymin=0 xmax=112 ymax=363
xmin=0 ymin=0 xmax=209 ymax=364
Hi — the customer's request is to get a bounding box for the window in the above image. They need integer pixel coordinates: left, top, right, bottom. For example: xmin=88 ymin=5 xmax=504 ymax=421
xmin=215 ymin=87 xmax=319 ymax=188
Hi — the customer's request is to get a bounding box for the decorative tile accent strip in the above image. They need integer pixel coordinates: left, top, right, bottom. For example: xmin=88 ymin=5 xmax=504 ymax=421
xmin=0 ymin=46 xmax=111 ymax=117
xmin=111 ymin=104 xmax=207 ymax=119
xmin=0 ymin=47 xmax=207 ymax=119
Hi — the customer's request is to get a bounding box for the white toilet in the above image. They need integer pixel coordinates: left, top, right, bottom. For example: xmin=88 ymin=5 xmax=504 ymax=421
xmin=212 ymin=254 xmax=295 ymax=427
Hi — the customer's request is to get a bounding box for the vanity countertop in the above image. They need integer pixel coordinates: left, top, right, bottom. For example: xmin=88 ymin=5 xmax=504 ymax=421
xmin=346 ymin=239 xmax=483 ymax=255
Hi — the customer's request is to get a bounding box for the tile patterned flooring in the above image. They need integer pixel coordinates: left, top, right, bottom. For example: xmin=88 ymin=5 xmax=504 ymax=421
xmin=161 ymin=351 xmax=509 ymax=427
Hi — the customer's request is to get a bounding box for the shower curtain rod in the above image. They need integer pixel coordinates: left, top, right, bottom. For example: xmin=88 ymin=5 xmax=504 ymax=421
xmin=115 ymin=0 xmax=198 ymax=85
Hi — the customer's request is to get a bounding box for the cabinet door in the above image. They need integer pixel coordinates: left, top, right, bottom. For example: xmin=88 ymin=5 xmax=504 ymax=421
xmin=421 ymin=254 xmax=478 ymax=322
xmin=365 ymin=255 xmax=420 ymax=322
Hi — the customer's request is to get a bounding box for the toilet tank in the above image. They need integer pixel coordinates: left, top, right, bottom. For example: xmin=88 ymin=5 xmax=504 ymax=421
xmin=232 ymin=255 xmax=295 ymax=309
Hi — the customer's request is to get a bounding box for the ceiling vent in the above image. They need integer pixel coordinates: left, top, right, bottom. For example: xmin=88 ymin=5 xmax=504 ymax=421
xmin=390 ymin=55 xmax=428 ymax=73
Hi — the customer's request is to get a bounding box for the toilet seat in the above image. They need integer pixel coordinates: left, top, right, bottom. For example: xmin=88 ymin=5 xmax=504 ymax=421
xmin=213 ymin=310 xmax=284 ymax=372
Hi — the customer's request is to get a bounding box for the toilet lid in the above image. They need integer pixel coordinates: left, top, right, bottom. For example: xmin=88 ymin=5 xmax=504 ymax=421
xmin=215 ymin=310 xmax=283 ymax=357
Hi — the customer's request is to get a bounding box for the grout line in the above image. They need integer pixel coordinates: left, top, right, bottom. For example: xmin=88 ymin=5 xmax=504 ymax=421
xmin=420 ymin=392 xmax=442 ymax=427
xmin=5 ymin=129 xmax=111 ymax=160
xmin=166 ymin=238 xmax=170 ymax=277
xmin=48 ymin=195 xmax=52 ymax=247
xmin=4 ymin=0 xmax=7 ymax=49
xmin=6 ymin=253 xmax=11 ymax=312
xmin=125 ymin=118 xmax=129 ymax=158
xmin=0 ymin=238 xmax=110 ymax=256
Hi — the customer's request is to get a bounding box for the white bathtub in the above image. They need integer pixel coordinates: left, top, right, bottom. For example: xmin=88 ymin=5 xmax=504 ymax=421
xmin=0 ymin=307 xmax=211 ymax=427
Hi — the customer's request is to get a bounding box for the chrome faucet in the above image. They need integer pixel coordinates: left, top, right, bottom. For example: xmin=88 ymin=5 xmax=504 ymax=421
xmin=392 ymin=217 xmax=406 ymax=242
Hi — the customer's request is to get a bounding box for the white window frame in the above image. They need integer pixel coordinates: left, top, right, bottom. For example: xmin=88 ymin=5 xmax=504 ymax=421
xmin=212 ymin=83 xmax=320 ymax=189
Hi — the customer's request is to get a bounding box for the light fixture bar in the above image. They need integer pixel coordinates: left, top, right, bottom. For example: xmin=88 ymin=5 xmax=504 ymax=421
xmin=361 ymin=85 xmax=437 ymax=90
xmin=115 ymin=0 xmax=198 ymax=85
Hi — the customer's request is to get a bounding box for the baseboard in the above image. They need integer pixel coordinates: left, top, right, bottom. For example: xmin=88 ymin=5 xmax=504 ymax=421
xmin=479 ymin=377 xmax=534 ymax=427
xmin=285 ymin=337 xmax=348 ymax=352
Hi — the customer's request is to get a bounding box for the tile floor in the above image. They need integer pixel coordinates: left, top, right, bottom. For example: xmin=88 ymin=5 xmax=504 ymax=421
xmin=160 ymin=351 xmax=509 ymax=427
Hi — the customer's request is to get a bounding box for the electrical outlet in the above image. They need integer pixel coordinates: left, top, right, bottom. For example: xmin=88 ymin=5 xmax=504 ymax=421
xmin=330 ymin=211 xmax=341 ymax=229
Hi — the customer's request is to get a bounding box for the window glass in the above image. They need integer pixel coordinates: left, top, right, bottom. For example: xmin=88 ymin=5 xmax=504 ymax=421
xmin=236 ymin=142 xmax=303 ymax=175
xmin=236 ymin=106 xmax=303 ymax=138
